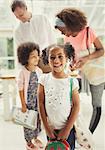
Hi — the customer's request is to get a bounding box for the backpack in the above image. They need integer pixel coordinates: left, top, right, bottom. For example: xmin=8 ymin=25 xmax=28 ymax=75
xmin=45 ymin=140 xmax=70 ymax=150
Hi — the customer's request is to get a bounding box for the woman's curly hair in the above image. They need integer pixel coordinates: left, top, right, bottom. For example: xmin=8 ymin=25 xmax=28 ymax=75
xmin=56 ymin=8 xmax=87 ymax=32
xmin=17 ymin=42 xmax=40 ymax=65
xmin=42 ymin=42 xmax=75 ymax=65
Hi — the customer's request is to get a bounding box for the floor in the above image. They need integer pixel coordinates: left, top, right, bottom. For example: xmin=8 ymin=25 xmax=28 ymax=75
xmin=0 ymin=91 xmax=105 ymax=150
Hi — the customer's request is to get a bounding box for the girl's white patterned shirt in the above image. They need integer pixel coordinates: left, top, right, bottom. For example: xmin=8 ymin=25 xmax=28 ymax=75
xmin=39 ymin=73 xmax=79 ymax=129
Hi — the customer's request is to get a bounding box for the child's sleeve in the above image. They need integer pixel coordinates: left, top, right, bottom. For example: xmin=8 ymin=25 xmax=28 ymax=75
xmin=17 ymin=70 xmax=24 ymax=91
xmin=72 ymin=78 xmax=79 ymax=91
xmin=38 ymin=74 xmax=46 ymax=86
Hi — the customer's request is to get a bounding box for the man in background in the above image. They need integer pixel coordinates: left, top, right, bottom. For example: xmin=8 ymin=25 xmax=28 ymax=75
xmin=11 ymin=0 xmax=56 ymax=72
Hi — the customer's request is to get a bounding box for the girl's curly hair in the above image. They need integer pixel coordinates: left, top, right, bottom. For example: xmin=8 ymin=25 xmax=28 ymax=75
xmin=42 ymin=42 xmax=75 ymax=65
xmin=17 ymin=42 xmax=40 ymax=65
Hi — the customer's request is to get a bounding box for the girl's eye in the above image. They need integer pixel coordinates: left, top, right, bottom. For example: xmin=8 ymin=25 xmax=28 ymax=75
xmin=50 ymin=56 xmax=55 ymax=60
xmin=58 ymin=55 xmax=63 ymax=59
xmin=50 ymin=56 xmax=64 ymax=60
xmin=30 ymin=55 xmax=38 ymax=59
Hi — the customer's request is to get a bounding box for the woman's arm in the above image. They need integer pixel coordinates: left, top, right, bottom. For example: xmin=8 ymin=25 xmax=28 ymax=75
xmin=37 ymin=84 xmax=55 ymax=139
xmin=19 ymin=90 xmax=27 ymax=112
xmin=75 ymin=37 xmax=104 ymax=68
xmin=88 ymin=37 xmax=104 ymax=59
xmin=57 ymin=88 xmax=80 ymax=140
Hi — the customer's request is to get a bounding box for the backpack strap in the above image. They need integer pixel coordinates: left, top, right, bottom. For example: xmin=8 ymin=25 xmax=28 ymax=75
xmin=70 ymin=78 xmax=73 ymax=104
xmin=86 ymin=26 xmax=90 ymax=55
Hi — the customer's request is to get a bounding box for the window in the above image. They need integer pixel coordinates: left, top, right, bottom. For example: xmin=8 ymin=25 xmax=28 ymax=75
xmin=0 ymin=37 xmax=15 ymax=72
